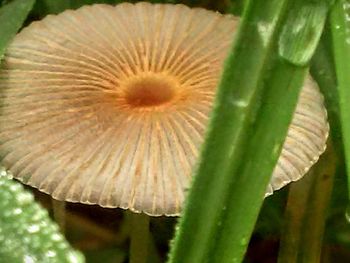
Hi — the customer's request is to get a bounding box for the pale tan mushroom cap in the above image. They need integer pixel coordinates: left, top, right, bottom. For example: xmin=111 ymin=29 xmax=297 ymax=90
xmin=0 ymin=2 xmax=328 ymax=216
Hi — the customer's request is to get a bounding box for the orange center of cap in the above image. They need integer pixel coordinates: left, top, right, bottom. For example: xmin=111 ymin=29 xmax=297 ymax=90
xmin=125 ymin=75 xmax=177 ymax=107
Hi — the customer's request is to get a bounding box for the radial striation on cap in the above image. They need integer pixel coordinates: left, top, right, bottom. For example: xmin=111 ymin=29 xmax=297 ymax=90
xmin=0 ymin=2 xmax=328 ymax=216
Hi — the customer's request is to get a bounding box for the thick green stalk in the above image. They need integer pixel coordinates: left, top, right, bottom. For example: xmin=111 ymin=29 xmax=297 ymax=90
xmin=330 ymin=0 xmax=350 ymax=200
xmin=168 ymin=1 xmax=289 ymax=262
xmin=212 ymin=1 xmax=331 ymax=261
xmin=168 ymin=0 xmax=332 ymax=262
xmin=311 ymin=27 xmax=342 ymax=152
xmin=213 ymin=63 xmax=307 ymax=263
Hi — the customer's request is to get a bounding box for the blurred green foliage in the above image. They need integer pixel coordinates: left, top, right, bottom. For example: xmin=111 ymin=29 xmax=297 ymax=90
xmin=0 ymin=169 xmax=84 ymax=262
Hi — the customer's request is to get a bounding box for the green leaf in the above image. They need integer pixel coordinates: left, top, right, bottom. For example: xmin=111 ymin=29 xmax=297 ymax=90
xmin=330 ymin=0 xmax=350 ymax=200
xmin=0 ymin=169 xmax=85 ymax=263
xmin=0 ymin=0 xmax=35 ymax=59
xmin=168 ymin=0 xmax=332 ymax=262
xmin=278 ymin=2 xmax=328 ymax=66
xmin=311 ymin=26 xmax=343 ymax=153
xmin=168 ymin=0 xmax=288 ymax=261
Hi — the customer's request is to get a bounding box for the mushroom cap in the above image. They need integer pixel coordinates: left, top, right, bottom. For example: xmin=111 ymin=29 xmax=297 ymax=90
xmin=0 ymin=2 xmax=328 ymax=216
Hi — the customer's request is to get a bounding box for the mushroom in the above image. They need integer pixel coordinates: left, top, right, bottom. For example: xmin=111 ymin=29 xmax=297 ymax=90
xmin=0 ymin=2 xmax=328 ymax=216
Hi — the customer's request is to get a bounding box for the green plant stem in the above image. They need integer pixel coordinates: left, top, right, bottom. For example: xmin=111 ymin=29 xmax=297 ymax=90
xmin=278 ymin=143 xmax=336 ymax=263
xmin=168 ymin=0 xmax=289 ymax=262
xmin=129 ymin=213 xmax=150 ymax=263
xmin=213 ymin=62 xmax=308 ymax=263
xmin=168 ymin=0 xmax=332 ymax=262
xmin=311 ymin=26 xmax=343 ymax=155
xmin=330 ymin=0 xmax=350 ymax=200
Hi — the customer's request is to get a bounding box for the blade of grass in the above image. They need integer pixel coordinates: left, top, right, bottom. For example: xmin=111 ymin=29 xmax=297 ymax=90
xmin=330 ymin=0 xmax=350 ymax=201
xmin=278 ymin=143 xmax=336 ymax=263
xmin=168 ymin=0 xmax=332 ymax=262
xmin=168 ymin=0 xmax=289 ymax=261
xmin=212 ymin=62 xmax=307 ymax=263
xmin=311 ymin=25 xmax=343 ymax=157
xmin=212 ymin=2 xmax=332 ymax=261
xmin=0 ymin=0 xmax=35 ymax=59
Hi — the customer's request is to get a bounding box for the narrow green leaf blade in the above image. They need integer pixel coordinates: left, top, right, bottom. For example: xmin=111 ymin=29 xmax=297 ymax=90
xmin=330 ymin=0 xmax=350 ymax=199
xmin=311 ymin=30 xmax=338 ymax=128
xmin=311 ymin=27 xmax=344 ymax=157
xmin=168 ymin=0 xmax=332 ymax=262
xmin=213 ymin=64 xmax=308 ymax=263
xmin=168 ymin=0 xmax=289 ymax=262
xmin=212 ymin=1 xmax=331 ymax=261
xmin=0 ymin=0 xmax=35 ymax=59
